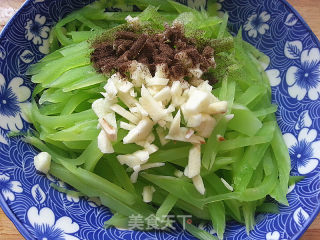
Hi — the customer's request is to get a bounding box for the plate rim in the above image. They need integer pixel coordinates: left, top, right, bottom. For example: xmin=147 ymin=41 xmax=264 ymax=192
xmin=0 ymin=0 xmax=319 ymax=239
xmin=0 ymin=1 xmax=39 ymax=238
xmin=279 ymin=0 xmax=320 ymax=239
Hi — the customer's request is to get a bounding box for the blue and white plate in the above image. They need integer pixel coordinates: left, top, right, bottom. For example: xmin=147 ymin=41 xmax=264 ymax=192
xmin=0 ymin=0 xmax=320 ymax=239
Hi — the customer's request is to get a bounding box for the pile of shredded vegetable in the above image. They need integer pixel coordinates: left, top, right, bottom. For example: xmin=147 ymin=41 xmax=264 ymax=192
xmin=23 ymin=0 xmax=297 ymax=239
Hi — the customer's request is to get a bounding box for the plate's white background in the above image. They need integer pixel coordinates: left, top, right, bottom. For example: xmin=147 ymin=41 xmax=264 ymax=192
xmin=0 ymin=0 xmax=319 ymax=239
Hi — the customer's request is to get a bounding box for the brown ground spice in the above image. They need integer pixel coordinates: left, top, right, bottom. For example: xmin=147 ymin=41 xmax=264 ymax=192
xmin=91 ymin=25 xmax=216 ymax=81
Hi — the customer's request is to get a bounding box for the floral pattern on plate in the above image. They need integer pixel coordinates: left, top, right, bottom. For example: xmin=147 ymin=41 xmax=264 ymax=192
xmin=244 ymin=11 xmax=271 ymax=38
xmin=27 ymin=206 xmax=80 ymax=240
xmin=0 ymin=173 xmax=23 ymax=201
xmin=0 ymin=74 xmax=31 ymax=131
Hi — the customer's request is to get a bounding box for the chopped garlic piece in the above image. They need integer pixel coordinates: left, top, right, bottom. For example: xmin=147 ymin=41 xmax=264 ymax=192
xmin=184 ymin=87 xmax=211 ymax=114
xmin=104 ymin=73 xmax=133 ymax=96
xmin=133 ymin=165 xmax=141 ymax=172
xmin=166 ymin=127 xmax=205 ymax=144
xmin=189 ymin=67 xmax=203 ymax=79
xmin=111 ymin=104 xmax=140 ymax=124
xmin=171 ymin=81 xmax=182 ymax=96
xmin=139 ymin=85 xmax=172 ymax=123
xmin=130 ymin=89 xmax=137 ymax=97
xmin=117 ymin=80 xmax=134 ymax=93
xmin=154 ymin=86 xmax=171 ymax=103
xmin=195 ymin=114 xmax=217 ymax=138
xmin=104 ymin=77 xmax=118 ymax=99
xmin=34 ymin=152 xmax=51 ymax=174
xmin=147 ymin=77 xmax=169 ymax=86
xmin=185 ymin=129 xmax=194 ymax=139
xmin=168 ymin=110 xmax=181 ymax=136
xmin=187 ymin=114 xmax=202 ymax=128
xmin=197 ymin=80 xmax=213 ymax=93
xmin=144 ymin=143 xmax=159 ymax=154
xmin=135 ymin=102 xmax=149 ymax=117
xmin=92 ymin=98 xmax=115 ymax=118
xmin=99 ymin=117 xmax=117 ymax=142
xmin=146 ymin=133 xmax=155 ymax=143
xmin=104 ymin=112 xmax=117 ymax=129
xmin=186 ymin=144 xmax=201 ymax=178
xmin=192 ymin=175 xmax=205 ymax=195
xmin=221 ymin=178 xmax=234 ymax=191
xmin=118 ymin=91 xmax=138 ymax=108
xmin=130 ymin=162 xmax=165 ymax=183
xmin=120 ymin=121 xmax=136 ymax=131
xmin=207 ymin=101 xmax=228 ymax=115
xmin=130 ymin=107 xmax=139 ymax=114
xmin=184 ymin=165 xmax=189 ymax=177
xmin=156 ymin=127 xmax=169 ymax=146
xmin=181 ymin=80 xmax=190 ymax=90
xmin=147 ymin=85 xmax=164 ymax=96
xmin=137 ymin=133 xmax=156 ymax=147
xmin=225 ymin=114 xmax=234 ymax=121
xmin=123 ymin=118 xmax=154 ymax=144
xmin=117 ymin=150 xmax=149 ymax=168
xmin=98 ymin=130 xmax=114 ymax=154
xmin=165 ymin=105 xmax=176 ymax=116
xmin=130 ymin=61 xmax=152 ymax=87
xmin=130 ymin=171 xmax=139 ymax=183
xmin=174 ymin=170 xmax=184 ymax=178
xmin=155 ymin=64 xmax=168 ymax=78
xmin=171 ymin=81 xmax=185 ymax=107
xmin=147 ymin=64 xmax=170 ymax=86
xmin=142 ymin=186 xmax=156 ymax=203
xmin=189 ymin=77 xmax=204 ymax=87
xmin=158 ymin=119 xmax=167 ymax=128
xmin=141 ymin=162 xmax=165 ymax=171
xmin=209 ymin=56 xmax=216 ymax=65
xmin=125 ymin=15 xmax=140 ymax=27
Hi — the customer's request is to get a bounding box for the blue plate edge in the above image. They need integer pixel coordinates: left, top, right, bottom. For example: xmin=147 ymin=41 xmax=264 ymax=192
xmin=0 ymin=0 xmax=36 ymax=239
xmin=0 ymin=0 xmax=319 ymax=239
xmin=278 ymin=1 xmax=320 ymax=239
xmin=0 ymin=193 xmax=33 ymax=240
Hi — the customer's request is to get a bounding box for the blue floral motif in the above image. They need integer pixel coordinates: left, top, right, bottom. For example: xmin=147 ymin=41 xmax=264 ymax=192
xmin=0 ymin=78 xmax=20 ymax=117
xmin=27 ymin=207 xmax=80 ymax=240
xmin=266 ymin=69 xmax=281 ymax=87
xmin=286 ymin=48 xmax=320 ymax=100
xmin=0 ymin=173 xmax=23 ymax=201
xmin=284 ymin=128 xmax=320 ymax=174
xmin=25 ymin=14 xmax=50 ymax=45
xmin=244 ymin=11 xmax=270 ymax=38
xmin=0 ymin=74 xmax=31 ymax=131
xmin=25 ymin=14 xmax=51 ymax=54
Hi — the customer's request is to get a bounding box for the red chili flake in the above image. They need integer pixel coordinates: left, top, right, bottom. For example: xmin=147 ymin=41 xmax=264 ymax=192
xmin=217 ymin=135 xmax=225 ymax=142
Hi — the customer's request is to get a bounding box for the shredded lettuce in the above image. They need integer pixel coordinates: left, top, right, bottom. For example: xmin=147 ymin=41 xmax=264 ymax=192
xmin=23 ymin=1 xmax=293 ymax=238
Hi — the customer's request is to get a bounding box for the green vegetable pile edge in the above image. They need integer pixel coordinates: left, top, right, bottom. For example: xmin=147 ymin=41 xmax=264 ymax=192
xmin=20 ymin=0 xmax=299 ymax=239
